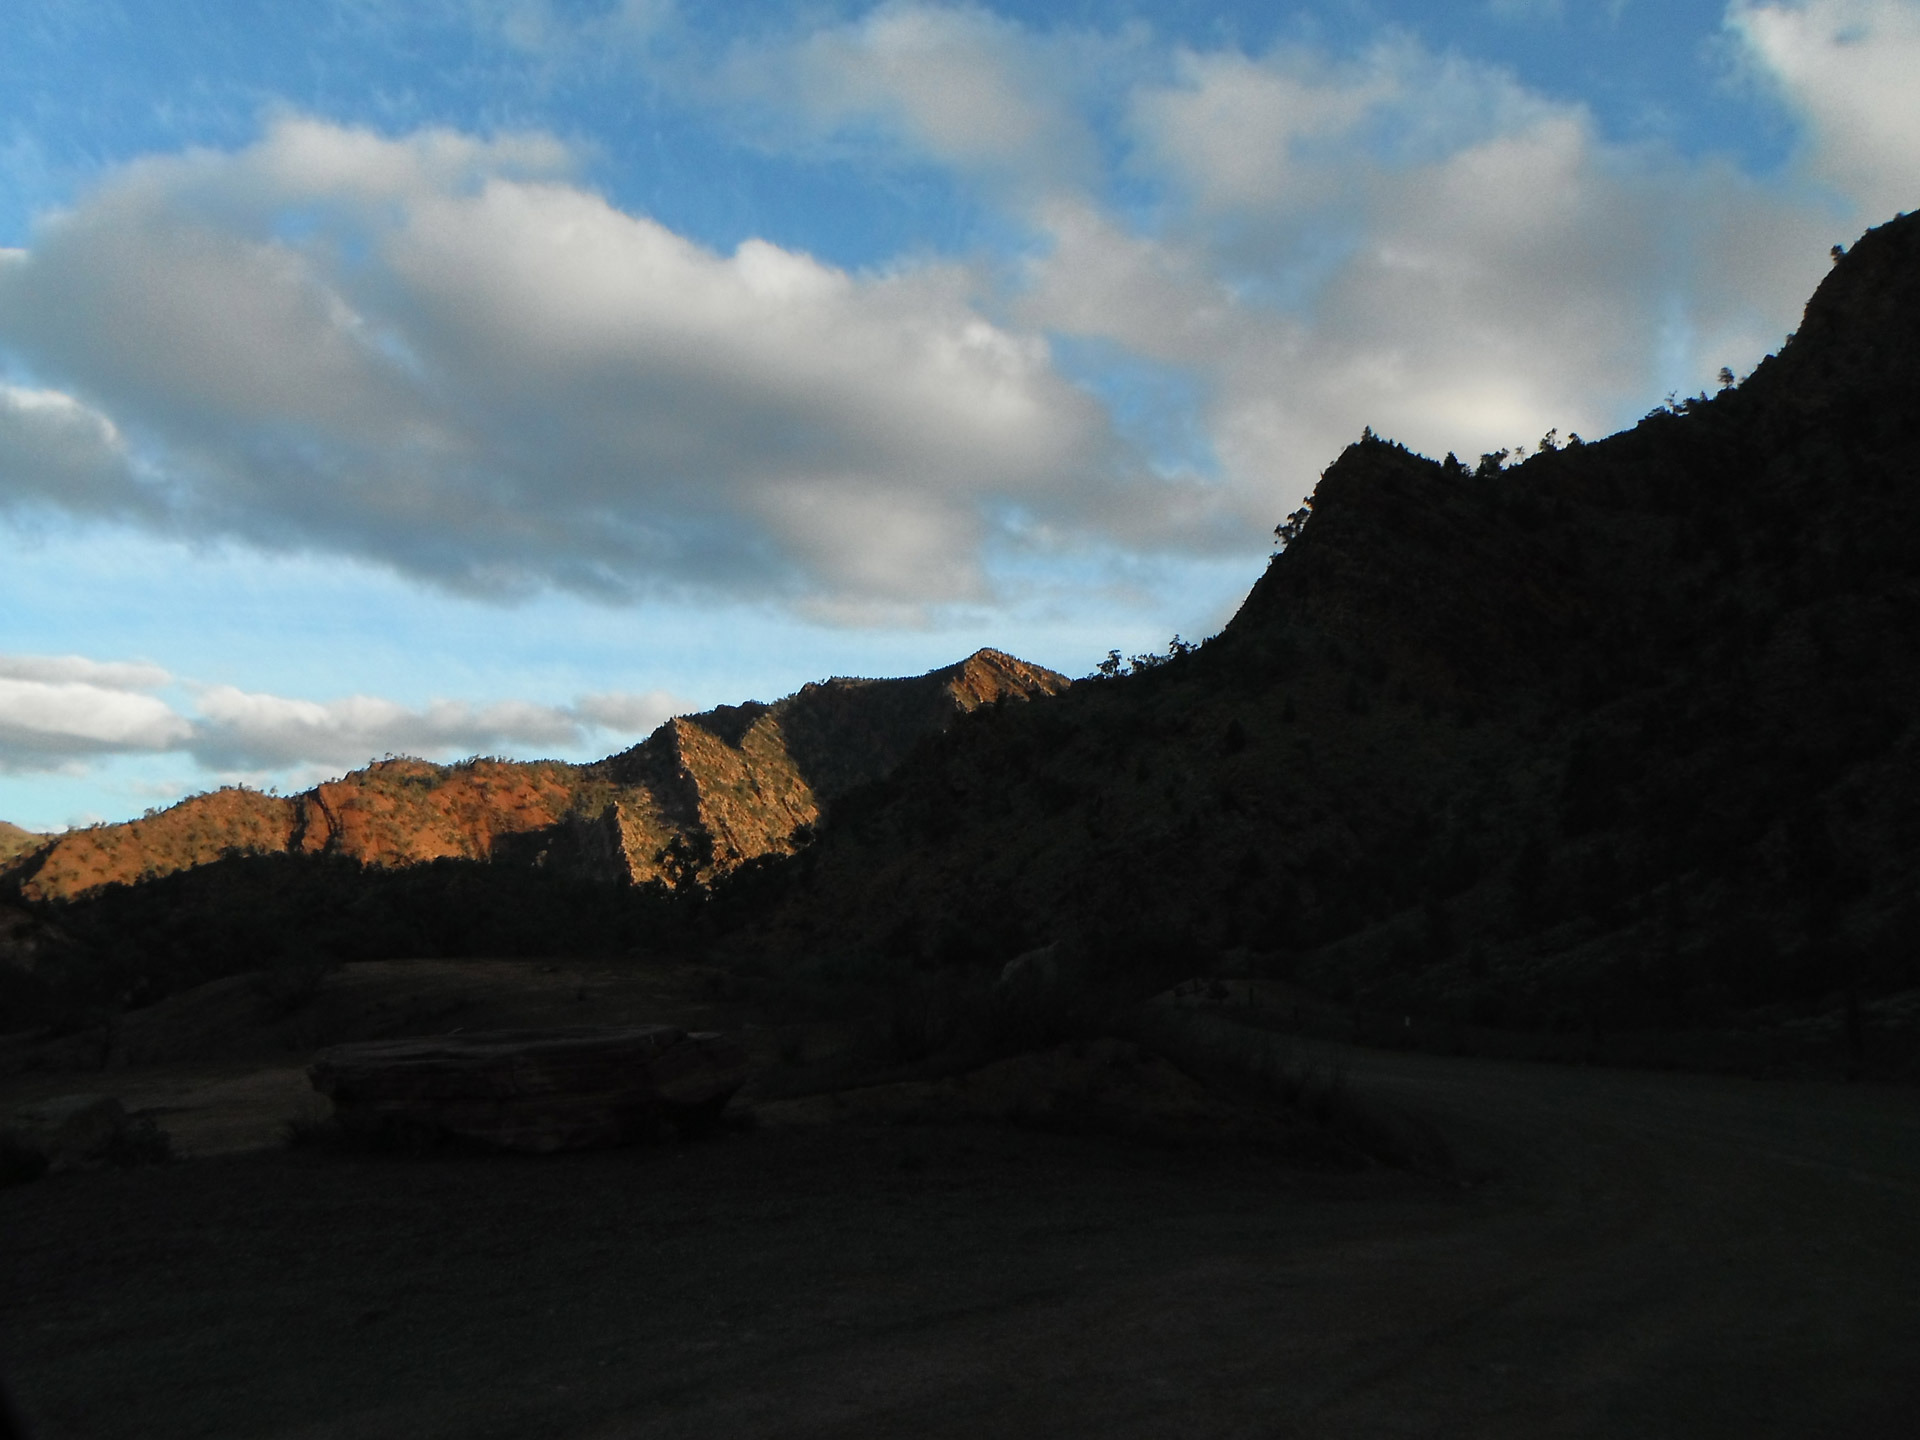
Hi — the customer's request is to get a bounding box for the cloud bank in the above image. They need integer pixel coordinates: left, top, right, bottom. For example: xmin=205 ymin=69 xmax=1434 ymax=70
xmin=0 ymin=117 xmax=1186 ymax=615
xmin=0 ymin=652 xmax=682 ymax=777
xmin=2 ymin=3 xmax=1916 ymax=618
xmin=1731 ymin=0 xmax=1920 ymax=221
xmin=0 ymin=656 xmax=191 ymax=764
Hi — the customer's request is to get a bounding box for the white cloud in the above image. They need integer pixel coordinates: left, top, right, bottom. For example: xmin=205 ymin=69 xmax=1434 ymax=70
xmin=187 ymin=688 xmax=577 ymax=771
xmin=0 ymin=650 xmax=685 ymax=775
xmin=717 ymin=2 xmax=1105 ymax=191
xmin=571 ymin=690 xmax=683 ymax=733
xmin=0 ymin=654 xmax=185 ymax=771
xmin=1730 ymin=0 xmax=1920 ymax=221
xmin=0 ymin=115 xmax=1169 ymax=611
xmin=0 ymin=675 xmax=192 ymax=768
xmin=1016 ymin=30 xmax=1840 ymax=528
xmin=1129 ymin=47 xmax=1395 ymax=218
xmin=0 ymin=654 xmax=171 ymax=690
xmin=2 ymin=5 xmax=1906 ymax=633
xmin=684 ymin=12 xmax=1856 ymax=537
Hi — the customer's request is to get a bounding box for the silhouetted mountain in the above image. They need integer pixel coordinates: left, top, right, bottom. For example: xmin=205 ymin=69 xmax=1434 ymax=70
xmin=747 ymin=211 xmax=1920 ymax=1045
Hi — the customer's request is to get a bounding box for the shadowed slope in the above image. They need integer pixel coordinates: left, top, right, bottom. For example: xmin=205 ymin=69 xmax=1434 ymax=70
xmin=752 ymin=212 xmax=1920 ymax=1051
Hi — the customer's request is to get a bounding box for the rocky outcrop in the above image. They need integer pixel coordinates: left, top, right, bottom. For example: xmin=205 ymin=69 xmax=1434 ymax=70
xmin=292 ymin=758 xmax=587 ymax=866
xmin=309 ymin=1026 xmax=749 ymax=1151
xmin=583 ymin=648 xmax=1073 ymax=884
xmin=8 ymin=649 xmax=1069 ymax=904
xmin=770 ymin=648 xmax=1071 ymax=803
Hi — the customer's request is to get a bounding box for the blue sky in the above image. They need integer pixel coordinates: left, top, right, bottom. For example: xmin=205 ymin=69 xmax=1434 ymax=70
xmin=2 ymin=0 xmax=1917 ymax=830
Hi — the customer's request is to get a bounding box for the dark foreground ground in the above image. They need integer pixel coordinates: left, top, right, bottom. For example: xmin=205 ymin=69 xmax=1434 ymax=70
xmin=4 ymin=1033 xmax=1919 ymax=1439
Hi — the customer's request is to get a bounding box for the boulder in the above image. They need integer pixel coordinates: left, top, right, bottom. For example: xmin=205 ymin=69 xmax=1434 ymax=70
xmin=308 ymin=1026 xmax=750 ymax=1152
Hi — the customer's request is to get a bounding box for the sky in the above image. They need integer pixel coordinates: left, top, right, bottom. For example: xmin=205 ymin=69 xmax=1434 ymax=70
xmin=2 ymin=1 xmax=1917 ymax=831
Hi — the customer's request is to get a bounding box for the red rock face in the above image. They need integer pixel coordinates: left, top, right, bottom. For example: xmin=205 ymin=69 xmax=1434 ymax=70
xmin=295 ymin=760 xmax=583 ymax=867
xmin=661 ymin=715 xmax=820 ymax=877
xmin=614 ymin=647 xmax=1074 ymax=884
xmin=10 ymin=651 xmax=1071 ymax=903
xmin=943 ymin=650 xmax=1072 ymax=711
xmin=20 ymin=788 xmax=300 ymax=903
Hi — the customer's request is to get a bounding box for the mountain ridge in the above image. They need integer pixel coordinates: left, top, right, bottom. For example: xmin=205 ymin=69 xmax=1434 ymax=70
xmin=5 ymin=648 xmax=1068 ymax=906
xmin=9 ymin=211 xmax=1920 ymax=1067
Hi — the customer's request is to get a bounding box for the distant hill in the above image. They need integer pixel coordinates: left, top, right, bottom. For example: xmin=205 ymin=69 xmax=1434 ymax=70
xmin=5 ymin=649 xmax=1067 ymax=906
xmin=748 ymin=211 xmax=1920 ymax=1044
xmin=0 ymin=649 xmax=1066 ymax=1029
xmin=0 ymin=822 xmax=46 ymax=868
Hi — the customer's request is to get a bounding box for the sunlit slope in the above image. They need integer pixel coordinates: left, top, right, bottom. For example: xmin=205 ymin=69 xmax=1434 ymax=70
xmin=7 ymin=649 xmax=1067 ymax=904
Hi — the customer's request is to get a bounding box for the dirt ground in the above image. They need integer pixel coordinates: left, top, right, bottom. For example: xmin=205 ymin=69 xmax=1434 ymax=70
xmin=3 ymin=962 xmax=1919 ymax=1438
xmin=0 ymin=959 xmax=760 ymax=1159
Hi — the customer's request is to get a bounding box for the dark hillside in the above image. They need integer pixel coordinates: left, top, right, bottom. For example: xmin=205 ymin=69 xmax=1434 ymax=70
xmin=748 ymin=211 xmax=1920 ymax=1061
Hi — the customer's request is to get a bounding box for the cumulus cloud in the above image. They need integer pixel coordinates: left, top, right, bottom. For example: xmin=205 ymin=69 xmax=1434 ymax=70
xmin=1013 ymin=29 xmax=1841 ymax=525
xmin=1730 ymin=0 xmax=1920 ymax=221
xmin=715 ymin=2 xmax=1107 ymax=191
xmin=0 ymin=654 xmax=172 ymax=690
xmin=570 ymin=690 xmax=684 ymax=733
xmin=0 ymin=4 xmax=1905 ymax=620
xmin=185 ymin=686 xmax=677 ymax=771
xmin=0 ymin=115 xmax=1187 ymax=610
xmin=685 ymin=7 xmax=1861 ymax=532
xmin=0 ymin=667 xmax=191 ymax=768
xmin=0 ymin=651 xmax=684 ymax=775
xmin=1127 ymin=46 xmax=1398 ymax=218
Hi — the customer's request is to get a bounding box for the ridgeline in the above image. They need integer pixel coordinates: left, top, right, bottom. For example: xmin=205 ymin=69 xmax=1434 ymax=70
xmin=743 ymin=210 xmax=1920 ymax=1067
xmin=7 ymin=213 xmax=1920 ymax=1073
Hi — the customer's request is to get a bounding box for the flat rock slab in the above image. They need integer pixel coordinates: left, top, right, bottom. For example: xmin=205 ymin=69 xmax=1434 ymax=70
xmin=310 ymin=1025 xmax=750 ymax=1152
